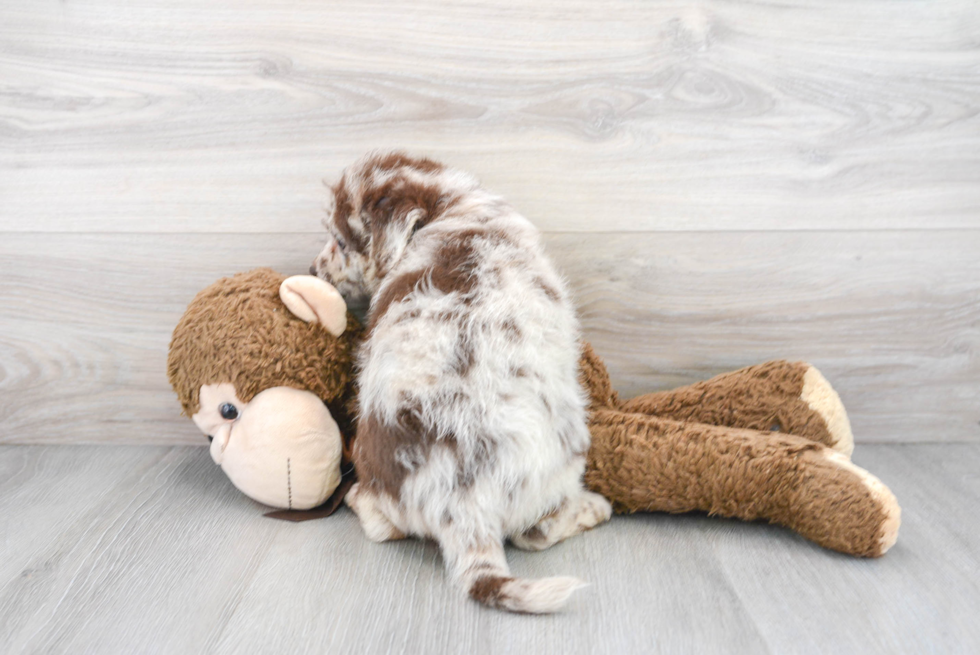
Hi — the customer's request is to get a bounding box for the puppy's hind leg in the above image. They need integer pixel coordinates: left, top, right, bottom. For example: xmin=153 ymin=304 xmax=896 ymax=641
xmin=511 ymin=491 xmax=612 ymax=552
xmin=345 ymin=482 xmax=406 ymax=542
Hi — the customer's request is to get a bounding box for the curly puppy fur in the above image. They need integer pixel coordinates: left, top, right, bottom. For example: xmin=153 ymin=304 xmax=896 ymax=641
xmin=312 ymin=152 xmax=610 ymax=613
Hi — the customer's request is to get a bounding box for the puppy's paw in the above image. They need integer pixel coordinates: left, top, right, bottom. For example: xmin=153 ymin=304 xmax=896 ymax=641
xmin=575 ymin=491 xmax=613 ymax=531
xmin=346 ymin=482 xmax=406 ymax=542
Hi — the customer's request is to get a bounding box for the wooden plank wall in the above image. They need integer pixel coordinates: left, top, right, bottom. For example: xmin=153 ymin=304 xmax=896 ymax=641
xmin=1 ymin=0 xmax=978 ymax=445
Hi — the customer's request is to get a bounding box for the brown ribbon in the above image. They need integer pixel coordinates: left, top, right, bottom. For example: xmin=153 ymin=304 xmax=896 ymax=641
xmin=264 ymin=465 xmax=357 ymax=522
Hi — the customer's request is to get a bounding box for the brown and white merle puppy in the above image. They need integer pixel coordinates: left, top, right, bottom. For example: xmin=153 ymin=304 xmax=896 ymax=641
xmin=311 ymin=152 xmax=611 ymax=613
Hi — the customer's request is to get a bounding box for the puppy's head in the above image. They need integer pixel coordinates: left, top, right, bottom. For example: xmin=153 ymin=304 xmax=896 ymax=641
xmin=311 ymin=151 xmax=477 ymax=311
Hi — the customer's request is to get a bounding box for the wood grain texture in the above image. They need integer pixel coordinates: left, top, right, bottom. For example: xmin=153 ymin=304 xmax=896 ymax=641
xmin=1 ymin=443 xmax=977 ymax=654
xmin=565 ymin=231 xmax=980 ymax=443
xmin=1 ymin=0 xmax=978 ymax=232
xmin=1 ymin=2 xmax=977 ymax=651
xmin=1 ymin=231 xmax=977 ymax=445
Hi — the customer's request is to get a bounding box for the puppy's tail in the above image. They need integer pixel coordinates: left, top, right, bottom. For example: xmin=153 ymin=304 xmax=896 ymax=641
xmin=442 ymin=535 xmax=586 ymax=614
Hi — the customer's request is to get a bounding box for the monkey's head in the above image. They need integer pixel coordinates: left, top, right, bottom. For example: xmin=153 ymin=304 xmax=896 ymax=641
xmin=167 ymin=268 xmax=363 ymax=511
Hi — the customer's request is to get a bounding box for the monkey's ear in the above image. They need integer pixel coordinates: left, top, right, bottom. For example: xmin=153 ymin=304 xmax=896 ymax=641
xmin=279 ymin=275 xmax=348 ymax=337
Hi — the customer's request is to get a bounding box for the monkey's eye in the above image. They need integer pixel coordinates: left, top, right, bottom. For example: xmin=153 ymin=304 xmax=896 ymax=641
xmin=220 ymin=403 xmax=238 ymax=420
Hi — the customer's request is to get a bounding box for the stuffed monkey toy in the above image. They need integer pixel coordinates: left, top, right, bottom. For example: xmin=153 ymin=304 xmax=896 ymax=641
xmin=167 ymin=268 xmax=363 ymax=513
xmin=168 ymin=269 xmax=899 ymax=556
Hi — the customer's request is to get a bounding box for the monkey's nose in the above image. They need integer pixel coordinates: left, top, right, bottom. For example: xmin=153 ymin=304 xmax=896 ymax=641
xmin=309 ymin=264 xmax=318 ymax=276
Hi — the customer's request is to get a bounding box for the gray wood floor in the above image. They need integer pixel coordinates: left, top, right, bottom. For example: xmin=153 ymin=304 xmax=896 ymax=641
xmin=1 ymin=443 xmax=977 ymax=654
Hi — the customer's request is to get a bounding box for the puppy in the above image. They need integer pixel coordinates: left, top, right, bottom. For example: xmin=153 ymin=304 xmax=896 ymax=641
xmin=312 ymin=152 xmax=611 ymax=613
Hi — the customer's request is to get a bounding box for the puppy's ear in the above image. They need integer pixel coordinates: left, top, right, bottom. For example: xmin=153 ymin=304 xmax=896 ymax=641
xmin=404 ymin=208 xmax=427 ymax=237
xmin=280 ymin=276 xmax=348 ymax=337
xmin=366 ymin=182 xmax=437 ymax=234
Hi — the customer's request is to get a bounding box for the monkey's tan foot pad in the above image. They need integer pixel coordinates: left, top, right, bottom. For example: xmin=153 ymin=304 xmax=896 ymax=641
xmin=783 ymin=447 xmax=901 ymax=557
xmin=799 ymin=365 xmax=854 ymax=457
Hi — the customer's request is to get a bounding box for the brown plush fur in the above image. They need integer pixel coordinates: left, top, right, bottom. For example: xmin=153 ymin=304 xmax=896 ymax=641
xmin=585 ymin=410 xmax=888 ymax=557
xmin=167 ymin=269 xmax=363 ymax=433
xmin=617 ymin=360 xmax=836 ymax=447
xmin=579 ymin=344 xmax=833 ymax=442
xmin=578 ymin=344 xmax=897 ymax=557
